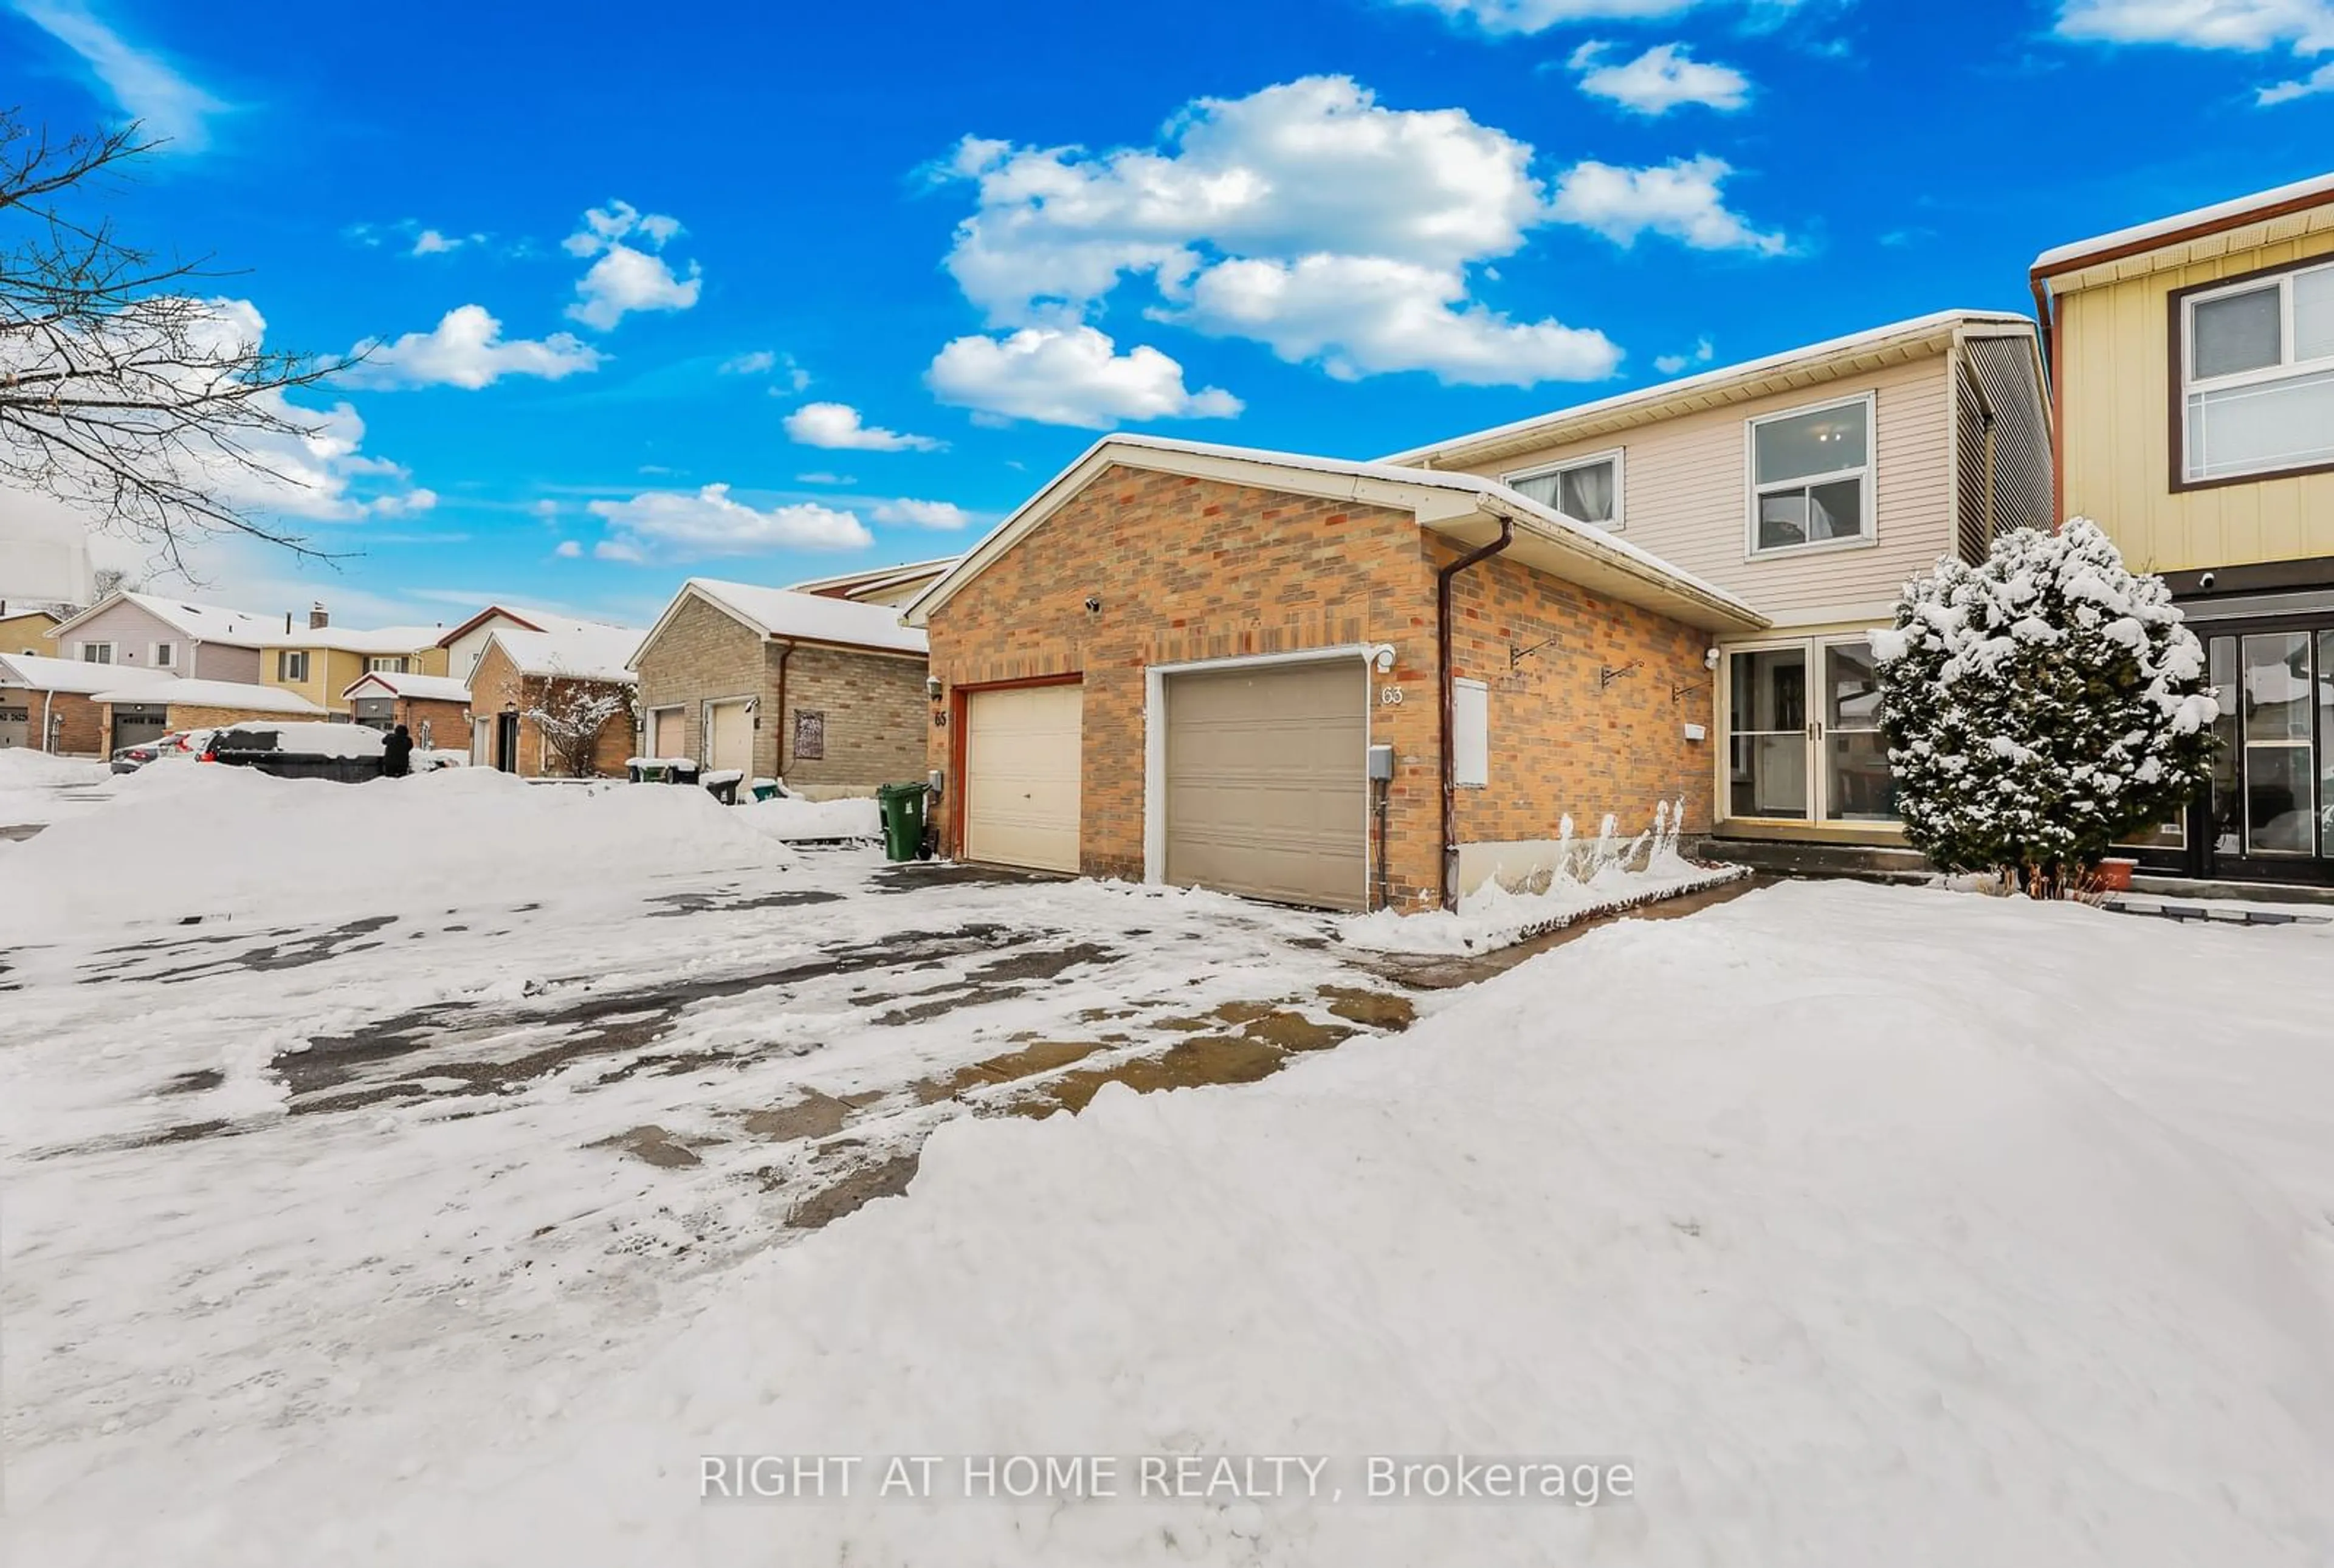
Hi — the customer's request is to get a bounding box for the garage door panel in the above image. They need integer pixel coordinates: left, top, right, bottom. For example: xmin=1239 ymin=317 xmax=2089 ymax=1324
xmin=1165 ymin=662 xmax=1366 ymax=911
xmin=966 ymin=684 xmax=1083 ymax=873
xmin=708 ymin=700 xmax=754 ymax=775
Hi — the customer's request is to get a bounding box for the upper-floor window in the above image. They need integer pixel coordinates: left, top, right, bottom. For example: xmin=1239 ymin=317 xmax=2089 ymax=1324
xmin=153 ymin=642 xmax=176 ymax=668
xmin=1505 ymin=450 xmax=1622 ymax=529
xmin=2181 ymin=260 xmax=2334 ymax=485
xmin=278 ymin=650 xmax=309 ymax=683
xmin=368 ymin=655 xmax=410 ymax=673
xmin=80 ymin=641 xmax=114 ymax=664
xmin=1747 ymin=393 xmax=1874 ymax=555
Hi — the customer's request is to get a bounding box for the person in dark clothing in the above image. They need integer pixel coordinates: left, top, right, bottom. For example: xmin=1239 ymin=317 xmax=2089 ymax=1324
xmin=382 ymin=723 xmax=414 ymax=778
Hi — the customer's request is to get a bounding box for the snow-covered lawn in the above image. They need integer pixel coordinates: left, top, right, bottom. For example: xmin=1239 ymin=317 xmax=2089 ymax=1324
xmin=10 ymin=768 xmax=2334 ymax=1566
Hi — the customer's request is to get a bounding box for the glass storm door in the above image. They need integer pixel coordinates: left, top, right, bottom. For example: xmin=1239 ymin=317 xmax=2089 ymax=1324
xmin=1727 ymin=641 xmax=1901 ymax=825
xmin=1822 ymin=642 xmax=1896 ymax=822
xmin=1729 ymin=647 xmax=1808 ymax=819
xmin=2206 ymin=630 xmax=2330 ymax=868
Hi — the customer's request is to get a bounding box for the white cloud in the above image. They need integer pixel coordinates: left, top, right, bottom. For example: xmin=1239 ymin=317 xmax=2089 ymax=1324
xmin=12 ymin=0 xmax=229 ymax=152
xmin=932 ymin=75 xmax=1706 ymax=388
xmin=870 ymin=497 xmax=974 ymax=529
xmin=592 ymin=539 xmax=645 ymax=563
xmin=1654 ymin=335 xmax=1716 ymax=374
xmin=563 ymin=200 xmax=702 ymax=331
xmin=347 ymin=306 xmax=604 ymax=391
xmin=927 ymin=326 xmax=1243 ymax=428
xmin=410 ymin=229 xmax=477 ymax=256
xmin=587 ymin=484 xmax=873 ymax=559
xmin=1177 ymin=255 xmax=1617 ymax=384
xmin=783 ymin=401 xmax=946 ymax=452
xmin=2056 ymin=0 xmax=2334 ymax=51
xmin=796 ymin=471 xmax=855 ymax=485
xmin=721 ymin=350 xmax=776 ymax=374
xmin=1551 ymin=157 xmax=1788 ymax=253
xmin=1394 ymin=0 xmax=1806 ymax=35
xmin=2260 ymin=57 xmax=2334 ymax=97
xmin=723 ymin=348 xmax=813 ymax=389
xmin=1569 ymin=41 xmax=1752 ymax=112
xmin=554 ymin=539 xmax=582 ymax=558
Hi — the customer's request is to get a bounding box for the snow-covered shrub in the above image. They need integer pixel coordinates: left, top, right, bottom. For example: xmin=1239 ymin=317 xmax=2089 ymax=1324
xmin=525 ymin=678 xmax=631 ymax=778
xmin=1871 ymin=518 xmax=2217 ymax=898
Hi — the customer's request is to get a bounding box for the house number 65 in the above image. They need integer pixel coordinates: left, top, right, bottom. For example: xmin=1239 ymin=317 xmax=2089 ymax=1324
xmin=1379 ymin=686 xmax=1405 ymax=705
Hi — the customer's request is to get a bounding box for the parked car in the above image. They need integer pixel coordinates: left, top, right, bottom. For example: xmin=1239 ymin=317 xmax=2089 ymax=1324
xmin=112 ymin=729 xmax=219 ymax=772
xmin=108 ymin=740 xmax=164 ymax=773
xmin=201 ymin=721 xmax=388 ymax=782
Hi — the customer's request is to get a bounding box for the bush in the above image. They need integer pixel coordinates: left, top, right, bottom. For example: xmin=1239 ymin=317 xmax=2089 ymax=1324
xmin=1872 ymin=519 xmax=2217 ymax=898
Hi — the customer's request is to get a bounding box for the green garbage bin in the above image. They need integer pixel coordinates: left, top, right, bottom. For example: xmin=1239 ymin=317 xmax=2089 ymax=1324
xmin=875 ymin=782 xmax=929 ymax=862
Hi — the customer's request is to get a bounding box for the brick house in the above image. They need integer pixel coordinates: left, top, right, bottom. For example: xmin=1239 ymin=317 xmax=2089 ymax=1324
xmin=340 ymin=670 xmax=473 ymax=752
xmin=0 ymin=653 xmax=170 ymax=754
xmin=903 ymin=435 xmax=1768 ymax=913
xmin=467 ymin=624 xmax=641 ymax=777
xmin=786 ymin=557 xmax=958 ymax=609
xmin=91 ymin=677 xmax=330 ymax=752
xmin=631 ymin=579 xmax=930 ymax=797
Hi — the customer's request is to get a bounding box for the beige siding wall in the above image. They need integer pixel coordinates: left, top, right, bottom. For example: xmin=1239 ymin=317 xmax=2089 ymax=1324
xmin=2057 ymin=227 xmax=2334 ymax=574
xmin=1447 ymin=354 xmax=1958 ymax=627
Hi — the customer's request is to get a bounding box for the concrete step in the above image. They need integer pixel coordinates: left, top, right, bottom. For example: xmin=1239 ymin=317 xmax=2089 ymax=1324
xmin=1704 ymin=836 xmax=1933 ymax=883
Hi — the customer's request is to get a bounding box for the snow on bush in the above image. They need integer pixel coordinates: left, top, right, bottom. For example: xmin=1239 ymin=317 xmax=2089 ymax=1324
xmin=1873 ymin=520 xmax=2215 ymax=897
xmin=526 ymin=679 xmax=632 ymax=778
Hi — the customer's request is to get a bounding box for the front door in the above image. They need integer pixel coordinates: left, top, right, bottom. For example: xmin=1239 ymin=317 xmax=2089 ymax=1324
xmin=2191 ymin=627 xmax=2334 ymax=883
xmin=495 ymin=711 xmax=520 ymax=774
xmin=1723 ymin=639 xmax=1896 ymax=827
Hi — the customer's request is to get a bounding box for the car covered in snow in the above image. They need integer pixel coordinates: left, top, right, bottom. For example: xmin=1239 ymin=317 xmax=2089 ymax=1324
xmin=109 ymin=729 xmax=216 ymax=773
xmin=201 ymin=721 xmax=389 ymax=781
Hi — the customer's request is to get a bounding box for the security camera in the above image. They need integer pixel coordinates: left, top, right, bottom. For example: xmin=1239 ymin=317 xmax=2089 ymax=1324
xmin=2197 ymin=571 xmax=2216 ymax=591
xmin=1703 ymin=647 xmax=1722 ymax=670
xmin=1371 ymin=644 xmax=1398 ymax=673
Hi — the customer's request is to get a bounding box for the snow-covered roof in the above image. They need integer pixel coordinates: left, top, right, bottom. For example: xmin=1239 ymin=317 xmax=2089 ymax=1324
xmin=1380 ymin=309 xmax=2035 ymax=470
xmin=340 ymin=670 xmax=473 ymax=703
xmin=0 ymin=652 xmax=173 ymax=696
xmin=433 ymin=603 xmax=632 ymax=650
xmin=260 ymin=624 xmax=446 ymax=655
xmin=903 ymin=433 xmax=1766 ymax=634
xmin=785 ymin=557 xmax=960 ymax=600
xmin=2033 ymin=171 xmax=2334 ymax=276
xmin=656 ymin=580 xmax=929 ymax=656
xmin=47 ymin=590 xmax=278 ymax=648
xmin=90 ymin=677 xmax=327 ymax=715
xmin=484 ymin=623 xmax=643 ymax=683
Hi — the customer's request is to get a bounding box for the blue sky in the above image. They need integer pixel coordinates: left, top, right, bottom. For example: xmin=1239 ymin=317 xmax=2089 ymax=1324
xmin=4 ymin=0 xmax=2328 ymax=631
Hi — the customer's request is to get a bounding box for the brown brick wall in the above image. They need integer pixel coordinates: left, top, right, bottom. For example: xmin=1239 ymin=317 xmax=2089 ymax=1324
xmin=923 ymin=464 xmax=1717 ymax=910
xmin=393 ymin=696 xmax=473 ymax=752
xmin=469 ymin=640 xmax=637 ymax=777
xmin=1 ymin=687 xmax=102 ymax=755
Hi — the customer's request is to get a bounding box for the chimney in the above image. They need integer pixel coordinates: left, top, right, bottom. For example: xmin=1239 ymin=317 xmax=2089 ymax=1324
xmin=309 ymin=602 xmax=329 ymax=630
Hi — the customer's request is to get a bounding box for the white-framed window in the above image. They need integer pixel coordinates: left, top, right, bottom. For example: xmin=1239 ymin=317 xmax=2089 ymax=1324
xmin=1745 ymin=392 xmax=1876 ymax=555
xmin=1504 ymin=449 xmax=1623 ymax=530
xmin=153 ymin=641 xmax=176 ymax=669
xmin=368 ymin=655 xmax=410 ymax=673
xmin=277 ymin=650 xmax=309 ymax=683
xmin=80 ymin=641 xmax=114 ymax=664
xmin=2180 ymin=260 xmax=2334 ymax=485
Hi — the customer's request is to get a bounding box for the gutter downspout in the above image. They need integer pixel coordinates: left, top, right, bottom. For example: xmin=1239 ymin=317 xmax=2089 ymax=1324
xmin=771 ymin=639 xmax=795 ymax=781
xmin=1435 ymin=514 xmax=1514 ymax=911
xmin=2029 ymin=271 xmax=2064 ymax=524
xmin=41 ymin=688 xmax=56 ymax=754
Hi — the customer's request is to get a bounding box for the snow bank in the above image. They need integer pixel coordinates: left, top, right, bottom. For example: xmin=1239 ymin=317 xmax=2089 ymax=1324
xmin=737 ymin=794 xmax=883 ymax=841
xmin=0 ymin=748 xmax=109 ymax=786
xmin=1 ymin=764 xmax=796 ymax=934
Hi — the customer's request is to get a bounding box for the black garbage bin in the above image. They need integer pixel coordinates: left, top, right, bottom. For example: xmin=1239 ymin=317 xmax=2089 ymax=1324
xmin=704 ymin=772 xmax=740 ymax=806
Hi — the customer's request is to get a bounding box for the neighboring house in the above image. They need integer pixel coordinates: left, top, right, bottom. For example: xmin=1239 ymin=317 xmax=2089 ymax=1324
xmin=0 ymin=607 xmax=64 ymax=657
xmin=41 ymin=591 xmax=275 ymax=681
xmin=258 ymin=605 xmax=451 ymax=716
xmin=2031 ymin=171 xmax=2334 ymax=888
xmin=902 ymin=435 xmax=1766 ymax=913
xmin=632 ymin=580 xmax=929 ymax=797
xmin=340 ymin=671 xmax=473 ymax=749
xmin=1386 ymin=309 xmax=2051 ymax=865
xmin=91 ymin=677 xmax=326 ymax=753
xmin=467 ymin=622 xmax=641 ymax=777
xmin=435 ymin=605 xmax=636 ymax=687
xmin=787 ymin=556 xmax=959 ymax=609
xmin=0 ymin=653 xmax=168 ymax=754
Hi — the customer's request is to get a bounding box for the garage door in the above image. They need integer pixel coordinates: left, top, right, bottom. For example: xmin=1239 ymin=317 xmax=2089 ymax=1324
xmin=0 ymin=703 xmax=28 ymax=750
xmin=965 ymin=684 xmax=1082 ymax=873
xmin=707 ymin=699 xmax=754 ymax=775
xmin=111 ymin=704 xmax=169 ymax=752
xmin=1165 ymin=661 xmax=1366 ymax=911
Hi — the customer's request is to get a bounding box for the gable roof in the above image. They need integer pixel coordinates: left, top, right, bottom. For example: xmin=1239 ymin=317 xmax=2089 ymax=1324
xmin=785 ymin=557 xmax=960 ymax=601
xmin=260 ymin=624 xmax=446 ymax=655
xmin=0 ymin=607 xmax=65 ymax=625
xmin=636 ymin=579 xmax=929 ymax=665
xmin=901 ymin=434 xmax=1766 ymax=634
xmin=2032 ymin=171 xmax=2334 ymax=285
xmin=1380 ymin=309 xmax=2037 ymax=474
xmin=431 ymin=603 xmax=632 ymax=650
xmin=47 ymin=590 xmax=277 ymax=648
xmin=0 ymin=652 xmax=173 ymax=696
xmin=481 ymin=622 xmax=643 ymax=683
xmin=340 ymin=670 xmax=473 ymax=703
xmin=89 ymin=676 xmax=326 ymax=714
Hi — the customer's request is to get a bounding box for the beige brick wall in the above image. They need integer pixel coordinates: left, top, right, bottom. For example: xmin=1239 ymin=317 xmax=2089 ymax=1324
xmin=469 ymin=640 xmax=636 ymax=777
xmin=2 ymin=687 xmax=102 ymax=754
xmin=635 ymin=594 xmax=767 ymax=770
xmin=923 ymin=464 xmax=1717 ymax=910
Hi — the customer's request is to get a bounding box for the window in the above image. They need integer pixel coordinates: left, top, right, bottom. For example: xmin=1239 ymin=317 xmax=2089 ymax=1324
xmin=277 ymin=650 xmax=309 ymax=683
xmin=2181 ymin=260 xmax=2334 ymax=484
xmin=80 ymin=641 xmax=114 ymax=664
xmin=1504 ymin=450 xmax=1622 ymax=529
xmin=368 ymin=656 xmax=410 ymax=673
xmin=153 ymin=642 xmax=176 ymax=669
xmin=1453 ymin=678 xmax=1489 ymax=788
xmin=1747 ymin=394 xmax=1874 ymax=554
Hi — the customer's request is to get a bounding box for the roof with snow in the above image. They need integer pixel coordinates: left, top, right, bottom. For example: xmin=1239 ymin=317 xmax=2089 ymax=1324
xmin=785 ymin=557 xmax=959 ymax=600
xmin=433 ymin=603 xmax=633 ymax=650
xmin=90 ymin=677 xmax=326 ymax=715
xmin=903 ymin=434 xmax=1766 ymax=635
xmin=483 ymin=622 xmax=643 ymax=683
xmin=645 ymin=580 xmax=929 ymax=659
xmin=47 ymin=590 xmax=278 ymax=648
xmin=260 ymin=624 xmax=447 ymax=655
xmin=0 ymin=653 xmax=174 ymax=696
xmin=340 ymin=670 xmax=473 ymax=703
xmin=1380 ymin=310 xmax=2037 ymax=472
xmin=2033 ymin=171 xmax=2334 ymax=278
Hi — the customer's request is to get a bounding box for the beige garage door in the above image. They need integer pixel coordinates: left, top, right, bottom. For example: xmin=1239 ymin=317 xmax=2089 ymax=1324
xmin=708 ymin=699 xmax=754 ymax=774
xmin=1166 ymin=661 xmax=1366 ymax=911
xmin=965 ymin=684 xmax=1083 ymax=873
